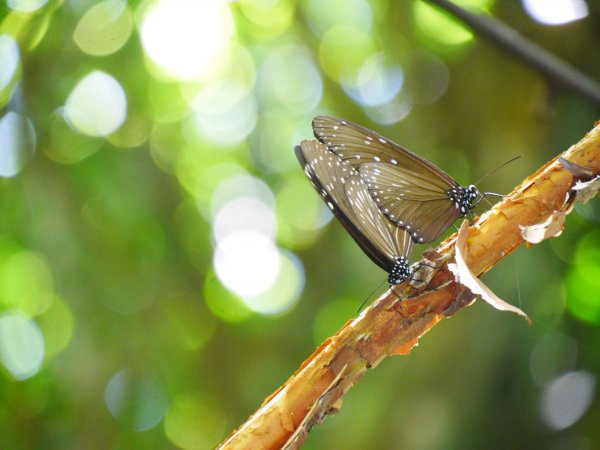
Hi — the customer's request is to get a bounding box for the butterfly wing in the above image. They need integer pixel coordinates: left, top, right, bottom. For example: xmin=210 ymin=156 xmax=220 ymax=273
xmin=295 ymin=140 xmax=412 ymax=272
xmin=344 ymin=174 xmax=414 ymax=266
xmin=313 ymin=115 xmax=461 ymax=242
xmin=312 ymin=116 xmax=456 ymax=187
xmin=361 ymin=162 xmax=462 ymax=242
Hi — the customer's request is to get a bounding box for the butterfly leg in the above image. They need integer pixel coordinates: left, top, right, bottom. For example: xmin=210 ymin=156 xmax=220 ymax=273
xmin=412 ymin=261 xmax=437 ymax=271
xmin=409 ymin=277 xmax=427 ymax=285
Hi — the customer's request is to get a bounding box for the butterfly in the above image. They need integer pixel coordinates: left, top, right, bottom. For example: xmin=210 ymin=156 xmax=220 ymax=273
xmin=312 ymin=116 xmax=488 ymax=244
xmin=295 ymin=140 xmax=414 ymax=285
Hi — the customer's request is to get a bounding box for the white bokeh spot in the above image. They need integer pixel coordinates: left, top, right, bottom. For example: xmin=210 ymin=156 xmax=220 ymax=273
xmin=7 ymin=0 xmax=48 ymax=13
xmin=140 ymin=0 xmax=234 ymax=80
xmin=214 ymin=230 xmax=281 ymax=297
xmin=0 ymin=112 xmax=36 ymax=178
xmin=64 ymin=71 xmax=127 ymax=137
xmin=0 ymin=312 xmax=45 ymax=380
xmin=522 ymin=0 xmax=588 ymax=25
xmin=0 ymin=35 xmax=20 ymax=93
xmin=541 ymin=370 xmax=596 ymax=430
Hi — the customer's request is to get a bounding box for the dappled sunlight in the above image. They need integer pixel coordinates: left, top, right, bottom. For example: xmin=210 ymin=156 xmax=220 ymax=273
xmin=256 ymin=45 xmax=323 ymax=115
xmin=140 ymin=0 xmax=234 ymax=81
xmin=0 ymin=1 xmax=599 ymax=448
xmin=0 ymin=312 xmax=45 ymax=380
xmin=214 ymin=230 xmax=281 ymax=298
xmin=240 ymin=249 xmax=304 ymax=315
xmin=213 ymin=196 xmax=276 ymax=242
xmin=304 ymin=0 xmax=372 ymax=37
xmin=412 ymin=0 xmax=494 ymax=48
xmin=0 ymin=112 xmax=36 ymax=177
xmin=192 ymin=79 xmax=257 ymax=146
xmin=73 ymin=0 xmax=133 ymax=56
xmin=522 ymin=0 xmax=588 ymax=25
xmin=540 ymin=371 xmax=596 ymax=430
xmin=342 ymin=52 xmax=404 ymax=107
xmin=0 ymin=35 xmax=19 ymax=95
xmin=7 ymin=0 xmax=48 ymax=13
xmin=64 ymin=71 xmax=127 ymax=137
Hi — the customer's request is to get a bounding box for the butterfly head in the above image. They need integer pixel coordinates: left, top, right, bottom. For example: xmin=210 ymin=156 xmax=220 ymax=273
xmin=388 ymin=256 xmax=411 ymax=285
xmin=448 ymin=185 xmax=480 ymax=216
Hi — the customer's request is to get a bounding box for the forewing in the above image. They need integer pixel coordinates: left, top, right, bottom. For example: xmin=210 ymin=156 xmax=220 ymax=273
xmin=361 ymin=162 xmax=460 ymax=242
xmin=294 ymin=140 xmax=394 ymax=270
xmin=312 ymin=115 xmax=456 ymax=190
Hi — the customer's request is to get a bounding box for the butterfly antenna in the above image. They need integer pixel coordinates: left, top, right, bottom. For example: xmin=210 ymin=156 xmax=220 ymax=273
xmin=357 ymin=279 xmax=387 ymax=313
xmin=474 ymin=156 xmax=521 ymax=186
xmin=482 ymin=196 xmax=494 ymax=207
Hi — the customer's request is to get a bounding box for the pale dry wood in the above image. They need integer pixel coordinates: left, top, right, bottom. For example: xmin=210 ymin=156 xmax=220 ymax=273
xmin=218 ymin=123 xmax=600 ymax=450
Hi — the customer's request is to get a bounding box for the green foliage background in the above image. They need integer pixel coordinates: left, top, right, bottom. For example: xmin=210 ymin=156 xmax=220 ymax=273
xmin=0 ymin=0 xmax=599 ymax=449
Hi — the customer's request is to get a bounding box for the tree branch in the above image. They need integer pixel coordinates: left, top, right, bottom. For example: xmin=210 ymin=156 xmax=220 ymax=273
xmin=217 ymin=122 xmax=600 ymax=450
xmin=425 ymin=0 xmax=600 ymax=108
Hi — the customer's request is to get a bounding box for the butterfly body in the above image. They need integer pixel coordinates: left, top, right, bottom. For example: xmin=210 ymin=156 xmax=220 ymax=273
xmin=448 ymin=185 xmax=479 ymax=215
xmin=312 ymin=116 xmax=483 ymax=243
xmin=388 ymin=256 xmax=411 ymax=285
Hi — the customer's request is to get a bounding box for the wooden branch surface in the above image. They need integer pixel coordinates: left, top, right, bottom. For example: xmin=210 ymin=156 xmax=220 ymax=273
xmin=218 ymin=123 xmax=600 ymax=450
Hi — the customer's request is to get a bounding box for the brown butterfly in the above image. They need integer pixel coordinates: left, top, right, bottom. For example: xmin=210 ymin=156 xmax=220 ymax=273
xmin=312 ymin=116 xmax=492 ymax=244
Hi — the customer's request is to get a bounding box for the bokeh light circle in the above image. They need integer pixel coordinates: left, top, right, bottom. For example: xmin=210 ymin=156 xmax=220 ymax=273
xmin=164 ymin=393 xmax=227 ymax=450
xmin=64 ymin=71 xmax=127 ymax=137
xmin=7 ymin=0 xmax=48 ymax=13
xmin=319 ymin=25 xmax=376 ymax=83
xmin=0 ymin=311 xmax=45 ymax=380
xmin=343 ymin=52 xmax=404 ymax=107
xmin=413 ymin=0 xmax=490 ymax=47
xmin=140 ymin=0 xmax=234 ymax=80
xmin=105 ymin=368 xmax=169 ymax=431
xmin=213 ymin=230 xmax=281 ymax=297
xmin=540 ymin=370 xmax=596 ymax=430
xmin=239 ymin=249 xmax=304 ymax=316
xmin=213 ymin=196 xmax=276 ymax=243
xmin=238 ymin=0 xmax=294 ymax=37
xmin=210 ymin=174 xmax=274 ymax=218
xmin=522 ymin=0 xmax=588 ymax=25
xmin=0 ymin=250 xmax=54 ymax=315
xmin=565 ymin=230 xmax=600 ymax=324
xmin=305 ymin=0 xmax=372 ymax=37
xmin=192 ymin=80 xmax=257 ymax=146
xmin=0 ymin=112 xmax=36 ymax=177
xmin=73 ymin=0 xmax=133 ymax=56
xmin=0 ymin=34 xmax=20 ymax=93
xmin=256 ymin=45 xmax=322 ymax=115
